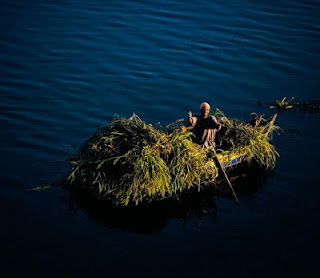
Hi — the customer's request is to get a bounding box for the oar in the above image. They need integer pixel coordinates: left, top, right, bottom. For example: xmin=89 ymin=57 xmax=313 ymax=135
xmin=213 ymin=156 xmax=239 ymax=203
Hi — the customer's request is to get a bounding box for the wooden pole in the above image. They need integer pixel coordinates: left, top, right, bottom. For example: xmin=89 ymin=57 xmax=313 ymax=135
xmin=214 ymin=157 xmax=239 ymax=203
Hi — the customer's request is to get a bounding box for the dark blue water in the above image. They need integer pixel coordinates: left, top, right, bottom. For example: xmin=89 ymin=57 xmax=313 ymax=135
xmin=1 ymin=0 xmax=319 ymax=277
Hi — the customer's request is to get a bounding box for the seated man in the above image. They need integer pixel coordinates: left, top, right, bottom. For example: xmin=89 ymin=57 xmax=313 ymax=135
xmin=181 ymin=102 xmax=221 ymax=148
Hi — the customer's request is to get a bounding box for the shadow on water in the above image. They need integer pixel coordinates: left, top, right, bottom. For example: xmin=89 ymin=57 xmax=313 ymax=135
xmin=60 ymin=161 xmax=270 ymax=234
xmin=62 ymin=191 xmax=216 ymax=234
xmin=227 ymin=160 xmax=273 ymax=194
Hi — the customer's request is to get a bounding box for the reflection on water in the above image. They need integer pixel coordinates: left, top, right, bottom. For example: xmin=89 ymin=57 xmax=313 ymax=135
xmin=62 ymin=191 xmax=216 ymax=234
xmin=61 ymin=161 xmax=269 ymax=234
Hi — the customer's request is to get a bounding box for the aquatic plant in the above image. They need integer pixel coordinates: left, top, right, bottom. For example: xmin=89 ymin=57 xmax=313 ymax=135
xmin=269 ymin=97 xmax=295 ymax=110
xmin=268 ymin=97 xmax=320 ymax=113
xmin=65 ymin=112 xmax=279 ymax=206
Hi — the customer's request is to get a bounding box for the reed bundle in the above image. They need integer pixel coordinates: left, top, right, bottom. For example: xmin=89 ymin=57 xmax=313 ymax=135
xmin=65 ymin=112 xmax=279 ymax=206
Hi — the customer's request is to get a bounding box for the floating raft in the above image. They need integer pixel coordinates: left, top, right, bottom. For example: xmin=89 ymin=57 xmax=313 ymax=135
xmin=65 ymin=112 xmax=279 ymax=206
xmin=219 ymin=153 xmax=248 ymax=168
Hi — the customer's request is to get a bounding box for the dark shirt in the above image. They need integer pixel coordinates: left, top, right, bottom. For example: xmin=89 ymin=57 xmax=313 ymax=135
xmin=191 ymin=115 xmax=220 ymax=145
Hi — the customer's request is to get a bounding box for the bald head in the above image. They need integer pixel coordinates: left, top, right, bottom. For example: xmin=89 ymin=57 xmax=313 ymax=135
xmin=200 ymin=102 xmax=210 ymax=111
xmin=200 ymin=102 xmax=211 ymax=118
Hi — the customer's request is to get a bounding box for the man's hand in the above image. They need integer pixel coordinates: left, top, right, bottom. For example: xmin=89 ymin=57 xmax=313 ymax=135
xmin=188 ymin=111 xmax=193 ymax=124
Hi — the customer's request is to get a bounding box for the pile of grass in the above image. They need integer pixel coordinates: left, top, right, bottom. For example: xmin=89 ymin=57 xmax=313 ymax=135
xmin=215 ymin=110 xmax=280 ymax=169
xmin=66 ymin=114 xmax=218 ymax=206
xmin=65 ymin=112 xmax=279 ymax=206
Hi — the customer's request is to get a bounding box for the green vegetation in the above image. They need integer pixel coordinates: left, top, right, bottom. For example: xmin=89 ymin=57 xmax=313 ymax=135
xmin=65 ymin=112 xmax=279 ymax=206
xmin=215 ymin=110 xmax=279 ymax=170
xmin=269 ymin=97 xmax=295 ymax=110
xmin=268 ymin=97 xmax=320 ymax=113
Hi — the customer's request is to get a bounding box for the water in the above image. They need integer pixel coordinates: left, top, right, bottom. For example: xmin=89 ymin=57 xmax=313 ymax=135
xmin=1 ymin=0 xmax=319 ymax=277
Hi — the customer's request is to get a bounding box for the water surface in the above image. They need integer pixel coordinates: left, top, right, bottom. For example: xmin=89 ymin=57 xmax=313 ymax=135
xmin=1 ymin=0 xmax=319 ymax=277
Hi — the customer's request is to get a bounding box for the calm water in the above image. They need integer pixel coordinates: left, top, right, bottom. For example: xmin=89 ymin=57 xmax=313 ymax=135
xmin=1 ymin=0 xmax=319 ymax=277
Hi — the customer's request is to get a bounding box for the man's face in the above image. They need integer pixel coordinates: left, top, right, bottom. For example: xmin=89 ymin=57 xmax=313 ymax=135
xmin=201 ymin=107 xmax=210 ymax=118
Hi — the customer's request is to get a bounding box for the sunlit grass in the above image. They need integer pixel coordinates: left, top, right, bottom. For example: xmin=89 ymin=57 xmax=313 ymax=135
xmin=215 ymin=110 xmax=280 ymax=170
xmin=269 ymin=96 xmax=295 ymax=110
xmin=268 ymin=97 xmax=320 ymax=114
xmin=65 ymin=112 xmax=279 ymax=206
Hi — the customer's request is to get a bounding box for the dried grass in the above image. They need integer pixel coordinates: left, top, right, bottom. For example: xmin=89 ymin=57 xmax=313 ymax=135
xmin=65 ymin=112 xmax=279 ymax=206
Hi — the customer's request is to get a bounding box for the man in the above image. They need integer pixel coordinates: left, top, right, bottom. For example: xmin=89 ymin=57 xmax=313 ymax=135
xmin=181 ymin=102 xmax=221 ymax=148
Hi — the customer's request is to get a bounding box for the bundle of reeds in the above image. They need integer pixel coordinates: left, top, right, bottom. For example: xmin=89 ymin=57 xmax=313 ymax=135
xmin=215 ymin=111 xmax=280 ymax=170
xmin=66 ymin=114 xmax=218 ymax=206
xmin=65 ymin=112 xmax=279 ymax=206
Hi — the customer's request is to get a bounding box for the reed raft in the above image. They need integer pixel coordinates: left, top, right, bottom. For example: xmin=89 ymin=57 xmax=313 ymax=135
xmin=65 ymin=111 xmax=279 ymax=206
